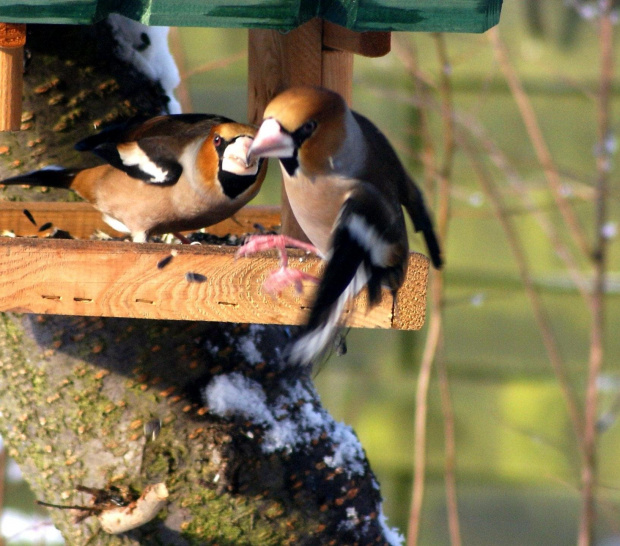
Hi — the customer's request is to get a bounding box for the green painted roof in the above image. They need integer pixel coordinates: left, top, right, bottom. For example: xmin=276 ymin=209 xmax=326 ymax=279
xmin=0 ymin=0 xmax=503 ymax=32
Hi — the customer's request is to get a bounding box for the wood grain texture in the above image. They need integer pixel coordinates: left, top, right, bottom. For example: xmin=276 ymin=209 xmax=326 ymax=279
xmin=0 ymin=201 xmax=281 ymax=239
xmin=321 ymin=49 xmax=353 ymax=105
xmin=248 ymin=19 xmax=323 ymax=124
xmin=248 ymin=19 xmax=323 ymax=243
xmin=0 ymin=236 xmax=428 ymax=329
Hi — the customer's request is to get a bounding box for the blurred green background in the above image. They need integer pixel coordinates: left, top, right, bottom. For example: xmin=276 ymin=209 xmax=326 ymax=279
xmin=4 ymin=0 xmax=620 ymax=544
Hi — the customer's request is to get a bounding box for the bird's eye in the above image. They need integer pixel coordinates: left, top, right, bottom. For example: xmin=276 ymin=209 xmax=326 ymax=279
xmin=213 ymin=135 xmax=222 ymax=147
xmin=301 ymin=120 xmax=317 ymax=136
xmin=293 ymin=120 xmax=317 ymax=146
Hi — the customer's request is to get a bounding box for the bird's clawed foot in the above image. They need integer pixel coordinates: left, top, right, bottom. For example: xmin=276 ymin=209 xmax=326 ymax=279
xmin=235 ymin=234 xmax=319 ymax=257
xmin=236 ymin=234 xmax=320 ymax=295
xmin=263 ymin=266 xmax=319 ymax=295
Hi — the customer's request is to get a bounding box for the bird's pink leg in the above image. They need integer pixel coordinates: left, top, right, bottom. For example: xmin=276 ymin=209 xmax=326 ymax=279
xmin=173 ymin=232 xmax=192 ymax=244
xmin=236 ymin=234 xmax=321 ymax=295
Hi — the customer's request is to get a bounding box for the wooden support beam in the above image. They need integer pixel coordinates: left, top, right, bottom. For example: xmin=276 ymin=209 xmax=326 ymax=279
xmin=0 ymin=22 xmax=24 ymax=131
xmin=0 ymin=237 xmax=428 ymax=329
xmin=248 ymin=18 xmax=391 ymax=242
xmin=248 ymin=19 xmax=323 ymax=124
xmin=248 ymin=19 xmax=323 ymax=242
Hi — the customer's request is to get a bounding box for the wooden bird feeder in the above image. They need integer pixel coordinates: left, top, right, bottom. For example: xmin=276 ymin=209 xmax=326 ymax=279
xmin=0 ymin=0 xmax=503 ymax=329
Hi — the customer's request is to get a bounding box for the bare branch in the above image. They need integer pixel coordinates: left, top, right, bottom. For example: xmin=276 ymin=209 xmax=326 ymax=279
xmin=579 ymin=2 xmax=615 ymax=544
xmin=488 ymin=27 xmax=592 ymax=260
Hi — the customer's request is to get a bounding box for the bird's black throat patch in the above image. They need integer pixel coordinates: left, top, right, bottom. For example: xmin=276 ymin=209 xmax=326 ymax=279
xmin=218 ymin=164 xmax=261 ymax=199
xmin=280 ymin=156 xmax=299 ymax=176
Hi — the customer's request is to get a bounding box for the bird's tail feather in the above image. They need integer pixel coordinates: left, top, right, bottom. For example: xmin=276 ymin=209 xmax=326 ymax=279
xmin=402 ymin=181 xmax=443 ymax=269
xmin=1 ymin=166 xmax=79 ymax=190
xmin=286 ymin=266 xmax=368 ymax=366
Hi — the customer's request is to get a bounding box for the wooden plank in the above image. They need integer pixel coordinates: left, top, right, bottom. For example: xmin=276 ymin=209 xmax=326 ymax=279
xmin=0 ymin=201 xmax=281 ymax=240
xmin=0 ymin=23 xmax=25 ymax=131
xmin=0 ymin=237 xmax=428 ymax=330
xmin=0 ymin=1 xmax=503 ymax=33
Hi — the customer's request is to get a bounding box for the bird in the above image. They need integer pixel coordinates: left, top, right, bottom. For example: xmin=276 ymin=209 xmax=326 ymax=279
xmin=1 ymin=114 xmax=267 ymax=242
xmin=237 ymin=86 xmax=443 ymax=365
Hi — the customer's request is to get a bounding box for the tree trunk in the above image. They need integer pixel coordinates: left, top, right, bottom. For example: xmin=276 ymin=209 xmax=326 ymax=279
xmin=0 ymin=19 xmax=400 ymax=545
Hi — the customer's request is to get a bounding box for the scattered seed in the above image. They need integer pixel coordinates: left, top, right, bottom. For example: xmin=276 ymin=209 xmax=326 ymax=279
xmin=23 ymin=208 xmax=37 ymax=226
xmin=185 ymin=272 xmax=207 ymax=283
xmin=157 ymin=254 xmax=174 ymax=269
xmin=144 ymin=419 xmax=162 ymax=441
xmin=38 ymin=222 xmax=53 ymax=232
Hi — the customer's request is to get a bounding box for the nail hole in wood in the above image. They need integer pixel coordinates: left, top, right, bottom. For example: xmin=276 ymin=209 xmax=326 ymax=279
xmin=41 ymin=294 xmax=61 ymax=301
xmin=73 ymin=297 xmax=93 ymax=303
xmin=135 ymin=298 xmax=154 ymax=304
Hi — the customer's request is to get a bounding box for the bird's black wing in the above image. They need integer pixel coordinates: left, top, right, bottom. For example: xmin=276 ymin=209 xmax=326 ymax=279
xmin=75 ymin=114 xmax=233 ymax=185
xmin=353 ymin=111 xmax=443 ymax=269
xmin=287 ymin=183 xmax=408 ymax=366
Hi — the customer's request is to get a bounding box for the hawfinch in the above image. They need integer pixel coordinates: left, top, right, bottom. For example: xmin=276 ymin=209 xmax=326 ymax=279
xmin=238 ymin=86 xmax=442 ymax=365
xmin=2 ymin=114 xmax=267 ymax=242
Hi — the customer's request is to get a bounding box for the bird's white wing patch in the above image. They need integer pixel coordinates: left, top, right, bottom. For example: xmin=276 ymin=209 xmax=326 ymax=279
xmin=118 ymin=143 xmax=169 ymax=183
xmin=102 ymin=214 xmax=130 ymax=234
xmin=346 ymin=213 xmax=392 ymax=266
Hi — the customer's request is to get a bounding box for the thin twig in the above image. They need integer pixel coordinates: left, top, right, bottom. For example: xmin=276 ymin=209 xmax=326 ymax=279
xmin=402 ymin=37 xmax=437 ymax=546
xmin=578 ymin=3 xmax=614 ymax=544
xmin=454 ymin=109 xmax=591 ymax=302
xmin=0 ymin=447 xmax=6 ymax=546
xmin=182 ymin=51 xmax=246 ymax=80
xmin=432 ymin=32 xmax=461 ymax=546
xmin=488 ymin=27 xmax=592 ymax=260
xmin=375 ymin=72 xmax=587 ymax=450
xmin=408 ymin=291 xmax=441 ymax=546
xmin=457 ymin=131 xmax=585 ymax=450
xmin=377 ymin=55 xmax=591 ymax=302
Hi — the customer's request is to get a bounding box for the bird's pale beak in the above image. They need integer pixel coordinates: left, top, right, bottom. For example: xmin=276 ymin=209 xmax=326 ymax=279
xmin=222 ymin=136 xmax=259 ymax=176
xmin=247 ymin=118 xmax=295 ymax=163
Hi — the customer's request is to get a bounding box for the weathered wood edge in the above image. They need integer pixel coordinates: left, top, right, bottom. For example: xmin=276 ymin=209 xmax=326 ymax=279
xmin=0 ymin=236 xmax=428 ymax=330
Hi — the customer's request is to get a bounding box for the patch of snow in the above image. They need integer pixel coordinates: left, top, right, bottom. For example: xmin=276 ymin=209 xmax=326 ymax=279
xmin=204 ymin=373 xmax=270 ymax=425
xmin=237 ymin=336 xmax=263 ymax=365
xmin=107 ymin=14 xmax=181 ymax=114
xmin=323 ymin=422 xmax=366 ymax=477
xmin=378 ymin=507 xmax=405 ymax=546
xmin=204 ymin=341 xmax=220 ymax=356
xmin=203 ymin=371 xmax=369 ymax=479
xmin=337 ymin=506 xmax=360 ymax=532
xmin=204 ymin=373 xmax=325 ymax=454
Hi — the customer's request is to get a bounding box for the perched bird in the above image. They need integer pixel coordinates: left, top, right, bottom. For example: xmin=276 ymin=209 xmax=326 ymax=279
xmin=1 ymin=114 xmax=267 ymax=242
xmin=238 ymin=86 xmax=442 ymax=365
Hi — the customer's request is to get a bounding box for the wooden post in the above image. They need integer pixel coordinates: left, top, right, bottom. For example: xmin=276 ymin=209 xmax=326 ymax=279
xmin=248 ymin=19 xmax=391 ymax=240
xmin=0 ymin=23 xmax=25 ymax=131
xmin=248 ymin=19 xmax=323 ymax=241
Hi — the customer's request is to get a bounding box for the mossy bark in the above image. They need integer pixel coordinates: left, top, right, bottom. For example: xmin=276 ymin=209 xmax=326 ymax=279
xmin=0 ymin=21 xmax=394 ymax=546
